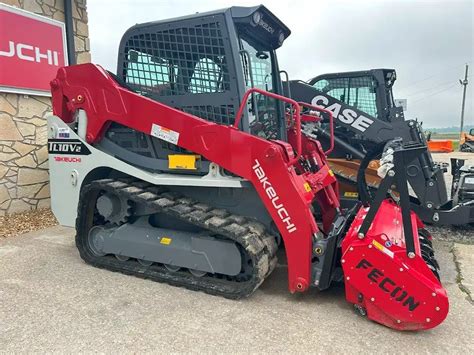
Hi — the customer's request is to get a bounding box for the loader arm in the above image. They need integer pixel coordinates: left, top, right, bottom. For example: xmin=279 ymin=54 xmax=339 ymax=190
xmin=51 ymin=63 xmax=333 ymax=293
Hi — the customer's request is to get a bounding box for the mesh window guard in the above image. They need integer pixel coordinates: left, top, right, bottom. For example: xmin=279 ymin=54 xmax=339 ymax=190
xmin=312 ymin=76 xmax=378 ymax=118
xmin=121 ymin=21 xmax=234 ymax=125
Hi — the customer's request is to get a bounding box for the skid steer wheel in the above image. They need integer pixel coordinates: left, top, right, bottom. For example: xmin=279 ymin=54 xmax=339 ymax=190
xmin=356 ymin=143 xmax=441 ymax=281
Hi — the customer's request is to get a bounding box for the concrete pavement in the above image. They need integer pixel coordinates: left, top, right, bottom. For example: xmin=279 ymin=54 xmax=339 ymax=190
xmin=0 ymin=226 xmax=473 ymax=353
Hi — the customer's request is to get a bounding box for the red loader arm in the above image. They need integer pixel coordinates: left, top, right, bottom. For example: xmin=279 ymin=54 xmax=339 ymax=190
xmin=51 ymin=63 xmax=337 ymax=293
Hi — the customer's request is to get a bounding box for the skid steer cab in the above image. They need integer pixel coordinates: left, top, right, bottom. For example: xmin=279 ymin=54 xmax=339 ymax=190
xmin=47 ymin=5 xmax=448 ymax=331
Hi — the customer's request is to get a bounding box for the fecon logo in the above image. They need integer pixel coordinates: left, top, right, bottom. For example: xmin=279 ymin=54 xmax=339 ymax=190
xmin=356 ymin=259 xmax=420 ymax=311
xmin=311 ymin=95 xmax=374 ymax=132
xmin=253 ymin=160 xmax=296 ymax=233
xmin=0 ymin=40 xmax=59 ymax=66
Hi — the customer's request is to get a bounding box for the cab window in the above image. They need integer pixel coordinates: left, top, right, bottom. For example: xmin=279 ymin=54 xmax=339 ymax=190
xmin=312 ymin=76 xmax=378 ymax=118
xmin=125 ymin=50 xmax=178 ymax=96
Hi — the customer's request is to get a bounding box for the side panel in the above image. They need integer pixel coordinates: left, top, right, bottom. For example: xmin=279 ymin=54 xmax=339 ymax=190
xmin=48 ymin=116 xmax=246 ymax=227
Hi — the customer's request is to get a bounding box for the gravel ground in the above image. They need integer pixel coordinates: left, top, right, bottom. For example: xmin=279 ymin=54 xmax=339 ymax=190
xmin=0 ymin=208 xmax=58 ymax=238
xmin=430 ymin=225 xmax=474 ymax=244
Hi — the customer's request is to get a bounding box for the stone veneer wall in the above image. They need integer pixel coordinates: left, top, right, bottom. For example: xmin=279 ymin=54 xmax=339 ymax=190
xmin=0 ymin=0 xmax=90 ymax=215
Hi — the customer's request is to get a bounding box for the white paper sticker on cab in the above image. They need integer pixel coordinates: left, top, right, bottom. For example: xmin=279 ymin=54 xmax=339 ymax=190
xmin=151 ymin=124 xmax=180 ymax=145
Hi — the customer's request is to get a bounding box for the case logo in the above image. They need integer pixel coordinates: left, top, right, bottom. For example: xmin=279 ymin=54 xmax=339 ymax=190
xmin=311 ymin=95 xmax=374 ymax=132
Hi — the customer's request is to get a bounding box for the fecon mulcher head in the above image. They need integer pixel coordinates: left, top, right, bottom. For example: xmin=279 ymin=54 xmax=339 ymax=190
xmin=47 ymin=6 xmax=448 ymax=330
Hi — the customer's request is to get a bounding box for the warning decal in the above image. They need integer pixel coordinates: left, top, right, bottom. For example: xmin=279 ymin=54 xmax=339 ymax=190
xmin=151 ymin=124 xmax=180 ymax=145
xmin=372 ymin=239 xmax=394 ymax=258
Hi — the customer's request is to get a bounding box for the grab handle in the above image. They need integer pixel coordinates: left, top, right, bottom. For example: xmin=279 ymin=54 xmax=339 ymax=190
xmin=233 ymin=88 xmax=302 ymax=166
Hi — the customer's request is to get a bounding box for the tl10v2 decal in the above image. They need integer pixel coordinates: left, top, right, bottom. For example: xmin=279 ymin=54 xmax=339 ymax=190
xmin=48 ymin=139 xmax=91 ymax=155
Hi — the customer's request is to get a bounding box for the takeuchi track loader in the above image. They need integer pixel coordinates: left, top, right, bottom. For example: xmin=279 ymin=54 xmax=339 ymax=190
xmin=47 ymin=5 xmax=448 ymax=330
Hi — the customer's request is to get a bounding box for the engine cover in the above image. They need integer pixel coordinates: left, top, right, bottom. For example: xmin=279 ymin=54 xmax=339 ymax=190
xmin=341 ymin=199 xmax=449 ymax=330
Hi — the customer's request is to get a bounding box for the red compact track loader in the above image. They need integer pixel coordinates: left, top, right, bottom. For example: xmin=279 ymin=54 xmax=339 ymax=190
xmin=48 ymin=6 xmax=448 ymax=330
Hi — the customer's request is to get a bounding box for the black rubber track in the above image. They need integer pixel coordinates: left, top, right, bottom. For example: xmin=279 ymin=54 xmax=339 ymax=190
xmin=75 ymin=178 xmax=278 ymax=299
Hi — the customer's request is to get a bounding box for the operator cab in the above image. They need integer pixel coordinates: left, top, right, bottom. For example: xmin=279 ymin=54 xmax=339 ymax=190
xmin=308 ymin=69 xmax=403 ymax=122
xmin=117 ymin=5 xmax=290 ymax=141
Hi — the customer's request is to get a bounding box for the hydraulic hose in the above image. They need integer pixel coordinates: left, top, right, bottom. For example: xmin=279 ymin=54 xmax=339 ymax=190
xmin=356 ymin=141 xmax=389 ymax=205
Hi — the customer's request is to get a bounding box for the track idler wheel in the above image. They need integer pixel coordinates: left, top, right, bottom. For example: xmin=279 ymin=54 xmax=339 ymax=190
xmin=189 ymin=269 xmax=207 ymax=277
xmin=164 ymin=264 xmax=180 ymax=272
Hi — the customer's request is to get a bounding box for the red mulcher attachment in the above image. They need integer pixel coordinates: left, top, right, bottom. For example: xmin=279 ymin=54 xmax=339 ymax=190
xmin=341 ymin=142 xmax=449 ymax=330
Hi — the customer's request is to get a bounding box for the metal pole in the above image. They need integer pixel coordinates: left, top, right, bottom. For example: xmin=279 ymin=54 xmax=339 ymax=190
xmin=459 ymin=64 xmax=469 ymax=141
xmin=64 ymin=0 xmax=76 ymax=65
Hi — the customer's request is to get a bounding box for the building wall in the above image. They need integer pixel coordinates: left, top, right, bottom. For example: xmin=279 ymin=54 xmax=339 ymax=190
xmin=0 ymin=0 xmax=90 ymax=215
